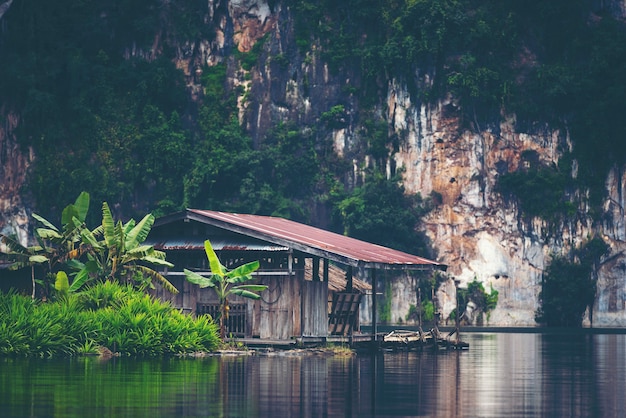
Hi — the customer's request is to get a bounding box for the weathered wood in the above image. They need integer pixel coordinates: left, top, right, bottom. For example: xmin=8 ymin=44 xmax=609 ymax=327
xmin=259 ymin=275 xmax=299 ymax=339
xmin=197 ymin=302 xmax=247 ymax=337
xmin=302 ymin=279 xmax=328 ymax=337
xmin=328 ymin=293 xmax=362 ymax=335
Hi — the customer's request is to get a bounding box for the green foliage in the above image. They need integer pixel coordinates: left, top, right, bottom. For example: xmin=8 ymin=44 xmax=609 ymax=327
xmin=536 ymin=237 xmax=609 ymax=327
xmin=333 ymin=172 xmax=433 ymax=254
xmin=457 ymin=279 xmax=499 ymax=325
xmin=82 ymin=201 xmax=177 ymax=293
xmin=378 ymin=279 xmax=393 ymax=324
xmin=234 ymin=34 xmax=268 ymax=71
xmin=185 ymin=240 xmax=265 ymax=338
xmin=497 ymin=163 xmax=573 ymax=221
xmin=1 ymin=192 xmax=177 ymax=295
xmin=235 ymin=123 xmax=323 ymax=220
xmin=5 ymin=0 xmax=626 ymax=266
xmin=1 ymin=192 xmax=93 ymax=298
xmin=421 ymin=300 xmax=435 ymax=322
xmin=320 ymin=105 xmax=347 ymax=129
xmin=0 ymin=282 xmax=220 ymax=357
xmin=405 ymin=300 xmax=435 ymax=323
xmin=535 ymin=257 xmax=594 ymax=327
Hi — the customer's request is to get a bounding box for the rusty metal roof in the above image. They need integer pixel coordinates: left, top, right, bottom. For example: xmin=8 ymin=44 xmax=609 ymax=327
xmin=147 ymin=237 xmax=288 ymax=252
xmin=161 ymin=209 xmax=445 ymax=271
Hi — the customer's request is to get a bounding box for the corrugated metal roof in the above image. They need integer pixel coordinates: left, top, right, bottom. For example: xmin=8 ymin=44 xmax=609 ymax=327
xmin=148 ymin=237 xmax=288 ymax=252
xmin=181 ymin=209 xmax=445 ymax=271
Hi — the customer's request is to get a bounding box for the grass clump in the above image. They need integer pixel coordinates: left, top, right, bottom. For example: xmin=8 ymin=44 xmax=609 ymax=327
xmin=0 ymin=283 xmax=220 ymax=357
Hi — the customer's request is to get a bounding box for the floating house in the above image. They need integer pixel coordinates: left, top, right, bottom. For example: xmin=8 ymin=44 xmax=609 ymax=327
xmin=146 ymin=209 xmax=446 ymax=343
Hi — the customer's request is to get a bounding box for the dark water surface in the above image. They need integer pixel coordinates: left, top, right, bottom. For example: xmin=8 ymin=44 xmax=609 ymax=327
xmin=1 ymin=332 xmax=625 ymax=417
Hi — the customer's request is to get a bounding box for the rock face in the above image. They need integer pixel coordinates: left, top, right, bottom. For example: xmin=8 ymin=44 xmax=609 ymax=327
xmin=0 ymin=109 xmax=31 ymax=248
xmin=2 ymin=0 xmax=626 ymax=327
xmin=222 ymin=1 xmax=626 ymax=327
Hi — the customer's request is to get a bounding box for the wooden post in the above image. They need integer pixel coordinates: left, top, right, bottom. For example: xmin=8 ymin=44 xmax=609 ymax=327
xmin=371 ymin=269 xmax=377 ymax=343
xmin=313 ymin=257 xmax=320 ymax=281
xmin=454 ymin=279 xmax=460 ymax=344
xmin=323 ymin=259 xmax=329 ymax=283
xmin=346 ymin=266 xmax=353 ymax=292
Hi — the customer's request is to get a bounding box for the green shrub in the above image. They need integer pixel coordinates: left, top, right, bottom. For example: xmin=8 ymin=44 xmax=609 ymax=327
xmin=0 ymin=283 xmax=220 ymax=357
xmin=457 ymin=279 xmax=499 ymax=325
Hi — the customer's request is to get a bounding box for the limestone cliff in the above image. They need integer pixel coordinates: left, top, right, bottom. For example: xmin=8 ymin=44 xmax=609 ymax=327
xmin=2 ymin=0 xmax=626 ymax=327
xmin=178 ymin=0 xmax=626 ymax=327
xmin=0 ymin=110 xmax=31 ymax=248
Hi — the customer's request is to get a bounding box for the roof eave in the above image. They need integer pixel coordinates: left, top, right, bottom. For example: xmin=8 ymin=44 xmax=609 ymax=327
xmin=158 ymin=209 xmax=447 ymax=272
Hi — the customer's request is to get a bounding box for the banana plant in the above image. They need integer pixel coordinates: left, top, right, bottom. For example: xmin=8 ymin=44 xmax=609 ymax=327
xmin=0 ymin=192 xmax=91 ymax=298
xmin=81 ymin=201 xmax=178 ymax=294
xmin=184 ymin=240 xmax=266 ymax=338
xmin=0 ymin=234 xmax=48 ymax=299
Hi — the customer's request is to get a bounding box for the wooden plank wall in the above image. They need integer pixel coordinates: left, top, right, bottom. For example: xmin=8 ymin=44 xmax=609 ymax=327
xmin=302 ymin=279 xmax=329 ymax=337
xmin=150 ymin=275 xmax=197 ymax=314
xmin=258 ymin=275 xmax=300 ymax=340
xmin=153 ymin=269 xmax=330 ymax=340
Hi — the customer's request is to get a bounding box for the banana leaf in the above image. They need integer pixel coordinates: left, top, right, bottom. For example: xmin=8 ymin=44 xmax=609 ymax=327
xmin=230 ymin=289 xmax=262 ymax=299
xmin=32 ymin=213 xmax=59 ymax=232
xmin=184 ymin=269 xmax=215 ymax=288
xmin=204 ymin=240 xmax=226 ymax=277
xmin=136 ymin=265 xmax=179 ymax=294
xmin=125 ymin=214 xmax=154 ymax=250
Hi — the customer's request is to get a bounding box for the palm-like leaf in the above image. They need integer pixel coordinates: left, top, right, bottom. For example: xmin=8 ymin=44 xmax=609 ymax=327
xmin=184 ymin=269 xmax=216 ymax=288
xmin=125 ymin=214 xmax=154 ymax=251
xmin=226 ymin=260 xmax=260 ymax=280
xmin=233 ymin=284 xmax=268 ymax=292
xmin=32 ymin=213 xmax=59 ymax=232
xmin=54 ymin=271 xmax=70 ymax=295
xmin=61 ymin=191 xmax=89 ymax=230
xmin=79 ymin=225 xmax=102 ymax=251
xmin=1 ymin=234 xmax=29 ymax=255
xmin=204 ymin=240 xmax=226 ymax=277
xmin=36 ymin=228 xmax=63 ymax=240
xmin=135 ymin=265 xmax=179 ymax=294
xmin=29 ymin=255 xmax=49 ymax=264
xmin=141 ymin=256 xmax=174 ymax=267
xmin=230 ymin=289 xmax=263 ymax=299
xmin=101 ymin=202 xmax=117 ymax=249
xmin=186 ymin=240 xmax=266 ymax=339
xmin=73 ymin=191 xmax=90 ymax=223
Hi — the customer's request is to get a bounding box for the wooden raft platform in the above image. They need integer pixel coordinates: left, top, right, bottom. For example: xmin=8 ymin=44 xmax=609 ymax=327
xmin=382 ymin=328 xmax=469 ymax=351
xmin=229 ymin=328 xmax=469 ymax=351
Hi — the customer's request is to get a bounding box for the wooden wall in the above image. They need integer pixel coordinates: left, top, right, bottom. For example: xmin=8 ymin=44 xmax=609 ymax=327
xmin=152 ymin=269 xmax=330 ymax=340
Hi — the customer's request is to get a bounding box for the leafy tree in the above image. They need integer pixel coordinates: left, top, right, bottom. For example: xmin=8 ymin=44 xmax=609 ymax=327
xmin=537 ymin=237 xmax=609 ymax=327
xmin=333 ymin=172 xmax=433 ymax=254
xmin=456 ymin=279 xmax=499 ymax=325
xmin=536 ymin=256 xmax=594 ymax=327
xmin=497 ymin=163 xmax=573 ymax=221
xmin=184 ymin=240 xmax=266 ymax=338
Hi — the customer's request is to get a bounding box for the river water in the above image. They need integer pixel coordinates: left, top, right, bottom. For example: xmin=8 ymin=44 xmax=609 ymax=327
xmin=1 ymin=331 xmax=625 ymax=417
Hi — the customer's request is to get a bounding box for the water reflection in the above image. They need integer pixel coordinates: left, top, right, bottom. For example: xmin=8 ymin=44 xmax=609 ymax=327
xmin=1 ymin=332 xmax=625 ymax=417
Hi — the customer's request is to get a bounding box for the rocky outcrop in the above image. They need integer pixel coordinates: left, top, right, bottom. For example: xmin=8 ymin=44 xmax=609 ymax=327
xmin=2 ymin=0 xmax=625 ymax=327
xmin=0 ymin=109 xmax=31 ymax=247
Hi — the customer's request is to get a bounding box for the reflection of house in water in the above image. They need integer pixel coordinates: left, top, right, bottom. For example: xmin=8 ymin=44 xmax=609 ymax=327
xmin=146 ymin=209 xmax=445 ymax=342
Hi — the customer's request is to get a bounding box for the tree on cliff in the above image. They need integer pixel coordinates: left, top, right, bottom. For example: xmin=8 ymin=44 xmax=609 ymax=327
xmin=536 ymin=237 xmax=609 ymax=327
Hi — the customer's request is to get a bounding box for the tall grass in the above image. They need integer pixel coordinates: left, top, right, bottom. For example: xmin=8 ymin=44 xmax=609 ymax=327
xmin=0 ymin=283 xmax=220 ymax=357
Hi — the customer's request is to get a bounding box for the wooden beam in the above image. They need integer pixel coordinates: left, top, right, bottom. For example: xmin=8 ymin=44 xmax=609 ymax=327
xmin=313 ymin=257 xmax=320 ymax=281
xmin=371 ymin=269 xmax=377 ymax=342
xmin=346 ymin=266 xmax=353 ymax=292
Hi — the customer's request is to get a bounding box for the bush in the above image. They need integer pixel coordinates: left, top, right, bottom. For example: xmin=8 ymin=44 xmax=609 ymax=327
xmin=0 ymin=283 xmax=220 ymax=357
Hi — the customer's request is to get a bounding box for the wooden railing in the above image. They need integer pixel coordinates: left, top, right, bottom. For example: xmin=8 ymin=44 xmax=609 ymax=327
xmin=197 ymin=303 xmax=247 ymax=337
